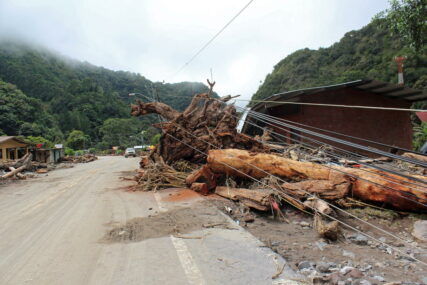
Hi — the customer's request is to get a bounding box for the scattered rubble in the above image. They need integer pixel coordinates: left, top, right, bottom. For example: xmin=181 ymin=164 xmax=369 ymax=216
xmin=0 ymin=153 xmax=97 ymax=182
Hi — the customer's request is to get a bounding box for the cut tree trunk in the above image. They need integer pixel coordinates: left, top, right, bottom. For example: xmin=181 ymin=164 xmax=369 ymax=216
xmin=2 ymin=165 xmax=26 ymax=179
xmin=206 ymin=149 xmax=427 ymax=212
xmin=215 ymin=186 xmax=273 ymax=211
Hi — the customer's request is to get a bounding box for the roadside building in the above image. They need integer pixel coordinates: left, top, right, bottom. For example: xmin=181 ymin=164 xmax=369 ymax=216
xmin=31 ymin=145 xmax=64 ymax=163
xmin=242 ymin=79 xmax=427 ymax=153
xmin=0 ymin=136 xmax=30 ymax=162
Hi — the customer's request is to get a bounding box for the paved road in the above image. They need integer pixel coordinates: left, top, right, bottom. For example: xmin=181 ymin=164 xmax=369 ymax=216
xmin=0 ymin=156 xmax=298 ymax=285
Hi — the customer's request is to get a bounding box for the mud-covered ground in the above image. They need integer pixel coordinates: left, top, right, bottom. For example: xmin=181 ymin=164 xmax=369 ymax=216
xmin=208 ymin=195 xmax=427 ymax=284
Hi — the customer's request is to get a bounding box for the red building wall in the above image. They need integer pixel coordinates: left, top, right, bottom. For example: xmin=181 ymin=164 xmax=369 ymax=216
xmin=266 ymin=87 xmax=413 ymax=154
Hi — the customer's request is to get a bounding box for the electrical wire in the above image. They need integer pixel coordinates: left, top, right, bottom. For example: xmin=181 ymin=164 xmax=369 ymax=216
xmin=169 ymin=0 xmax=255 ymax=79
xmin=168 ymin=119 xmax=427 ymax=255
xmin=245 ymin=112 xmax=425 ymax=156
xmin=238 ymin=98 xmax=427 ymax=112
xmin=163 ymin=131 xmax=427 ymax=267
xmin=240 ymin=107 xmax=427 ymax=187
xmin=242 ymin=108 xmax=427 ymax=168
xmin=237 ymin=111 xmax=427 ymax=202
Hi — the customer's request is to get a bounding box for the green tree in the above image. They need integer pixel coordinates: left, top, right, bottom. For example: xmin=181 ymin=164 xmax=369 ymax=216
xmin=378 ymin=0 xmax=427 ymax=51
xmin=99 ymin=118 xmax=141 ymax=148
xmin=25 ymin=136 xmax=54 ymax=148
xmin=66 ymin=130 xmax=90 ymax=150
xmin=413 ymin=122 xmax=427 ymax=151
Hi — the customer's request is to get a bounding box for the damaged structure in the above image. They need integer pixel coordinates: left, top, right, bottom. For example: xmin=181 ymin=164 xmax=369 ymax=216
xmin=242 ymin=79 xmax=427 ymax=152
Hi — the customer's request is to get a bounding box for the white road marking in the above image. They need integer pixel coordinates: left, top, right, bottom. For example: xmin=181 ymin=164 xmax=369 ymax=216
xmin=153 ymin=192 xmax=206 ymax=285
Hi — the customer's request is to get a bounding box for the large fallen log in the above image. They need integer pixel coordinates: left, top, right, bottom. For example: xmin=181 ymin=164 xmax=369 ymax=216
xmin=215 ymin=186 xmax=274 ymax=211
xmin=206 ymin=149 xmax=427 ymax=212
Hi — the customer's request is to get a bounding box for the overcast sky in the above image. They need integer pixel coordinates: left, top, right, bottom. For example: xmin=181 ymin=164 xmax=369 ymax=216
xmin=0 ymin=0 xmax=389 ymax=104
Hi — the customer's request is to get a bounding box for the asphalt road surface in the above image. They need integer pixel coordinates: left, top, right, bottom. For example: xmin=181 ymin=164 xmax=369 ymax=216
xmin=0 ymin=156 xmax=298 ymax=285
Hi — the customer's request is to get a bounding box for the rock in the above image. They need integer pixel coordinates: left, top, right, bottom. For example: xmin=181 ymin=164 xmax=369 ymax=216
xmin=373 ymin=275 xmax=385 ymax=282
xmin=300 ymin=221 xmax=310 ymax=227
xmin=340 ymin=266 xmax=354 ymax=275
xmin=349 ymin=233 xmax=369 ymax=245
xmin=412 ymin=220 xmax=427 ymax=242
xmin=299 ymin=268 xmax=315 ymax=276
xmin=298 ymin=260 xmax=313 ymax=270
xmin=347 ymin=268 xmax=364 ymax=278
xmin=360 ymin=265 xmax=372 ymax=272
xmin=327 ymin=272 xmax=344 ymax=284
xmin=315 ymin=240 xmax=328 ymax=251
xmin=342 ymin=250 xmax=355 ymax=259
xmin=420 ymin=277 xmax=427 ymax=284
xmin=316 ymin=261 xmax=330 ymax=273
xmin=358 ymin=280 xmax=372 ymax=285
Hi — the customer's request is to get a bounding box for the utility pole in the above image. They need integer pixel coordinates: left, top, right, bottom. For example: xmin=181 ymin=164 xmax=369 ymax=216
xmin=394 ymin=56 xmax=406 ymax=86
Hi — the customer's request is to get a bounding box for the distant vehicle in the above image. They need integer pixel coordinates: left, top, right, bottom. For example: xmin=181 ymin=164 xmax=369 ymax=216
xmin=124 ymin=148 xmax=136 ymax=158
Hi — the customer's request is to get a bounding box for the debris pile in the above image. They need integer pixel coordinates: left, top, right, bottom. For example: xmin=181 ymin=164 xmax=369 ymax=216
xmin=60 ymin=154 xmax=98 ymax=163
xmin=131 ymin=89 xmax=427 ymax=240
xmin=0 ymin=153 xmax=33 ymax=180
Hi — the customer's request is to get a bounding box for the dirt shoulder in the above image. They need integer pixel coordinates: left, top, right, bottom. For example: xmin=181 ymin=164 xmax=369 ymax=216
xmin=207 ymin=195 xmax=427 ymax=284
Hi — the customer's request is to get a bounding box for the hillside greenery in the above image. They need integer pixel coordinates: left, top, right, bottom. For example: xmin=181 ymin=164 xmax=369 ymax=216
xmin=0 ymin=41 xmax=214 ymax=149
xmin=252 ymin=19 xmax=426 ymax=103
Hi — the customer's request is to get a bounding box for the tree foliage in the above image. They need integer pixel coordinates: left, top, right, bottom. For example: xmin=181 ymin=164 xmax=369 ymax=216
xmin=0 ymin=80 xmax=62 ymax=141
xmin=99 ymin=118 xmax=142 ymax=148
xmin=377 ymin=0 xmax=427 ymax=51
xmin=66 ymin=130 xmax=90 ymax=150
xmin=25 ymin=136 xmax=54 ymax=148
xmin=0 ymin=41 xmax=215 ymax=148
xmin=251 ymin=19 xmax=426 ymax=104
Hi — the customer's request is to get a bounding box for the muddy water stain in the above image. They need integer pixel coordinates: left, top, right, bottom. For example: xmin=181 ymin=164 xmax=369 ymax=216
xmin=103 ymin=205 xmax=228 ymax=243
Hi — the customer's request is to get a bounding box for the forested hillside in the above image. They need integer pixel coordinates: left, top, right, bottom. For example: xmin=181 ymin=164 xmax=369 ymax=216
xmin=0 ymin=41 xmax=213 ymax=149
xmin=252 ymin=19 xmax=427 ymax=104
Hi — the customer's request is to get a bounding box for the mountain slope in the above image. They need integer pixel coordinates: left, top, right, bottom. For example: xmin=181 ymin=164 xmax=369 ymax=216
xmin=0 ymin=41 xmax=213 ymax=145
xmin=251 ymin=19 xmax=427 ymax=104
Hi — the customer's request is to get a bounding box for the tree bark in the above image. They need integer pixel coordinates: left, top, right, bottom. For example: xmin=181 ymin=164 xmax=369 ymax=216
xmin=206 ymin=149 xmax=427 ymax=212
xmin=215 ymin=186 xmax=273 ymax=211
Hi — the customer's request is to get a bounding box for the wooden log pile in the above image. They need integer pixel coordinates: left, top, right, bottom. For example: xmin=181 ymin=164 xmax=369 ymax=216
xmin=0 ymin=153 xmax=33 ymax=180
xmin=131 ymin=89 xmax=427 ymax=216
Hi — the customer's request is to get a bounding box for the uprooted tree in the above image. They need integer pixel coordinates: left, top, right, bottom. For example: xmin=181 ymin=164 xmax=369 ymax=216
xmin=130 ymin=81 xmax=267 ymax=164
xmin=131 ymin=83 xmax=427 ymax=215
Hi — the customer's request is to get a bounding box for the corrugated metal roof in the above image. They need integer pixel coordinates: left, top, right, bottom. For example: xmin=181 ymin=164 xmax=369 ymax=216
xmin=251 ymin=79 xmax=427 ymax=112
xmin=0 ymin=136 xmax=30 ymax=145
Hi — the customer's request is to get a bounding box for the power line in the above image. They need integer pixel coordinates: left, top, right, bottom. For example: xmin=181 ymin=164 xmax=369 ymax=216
xmin=164 ymin=131 xmax=427 ymax=267
xmin=237 ymin=99 xmax=427 ymax=112
xmin=169 ymin=0 xmax=255 ymax=79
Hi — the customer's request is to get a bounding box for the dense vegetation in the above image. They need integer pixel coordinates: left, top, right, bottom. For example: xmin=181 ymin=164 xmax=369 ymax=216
xmin=0 ymin=41 xmax=214 ymax=150
xmin=252 ymin=19 xmax=427 ymax=103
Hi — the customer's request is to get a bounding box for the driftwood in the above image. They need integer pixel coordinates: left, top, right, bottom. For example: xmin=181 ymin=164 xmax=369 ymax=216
xmin=0 ymin=153 xmax=33 ymax=170
xmin=206 ymin=149 xmax=427 ymax=212
xmin=402 ymin=152 xmax=427 ymax=163
xmin=131 ymin=88 xmax=268 ymax=164
xmin=215 ymin=186 xmax=273 ymax=211
xmin=190 ymin=183 xmax=209 ymax=195
xmin=186 ymin=165 xmax=218 ymax=190
xmin=1 ymin=153 xmax=32 ymax=179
